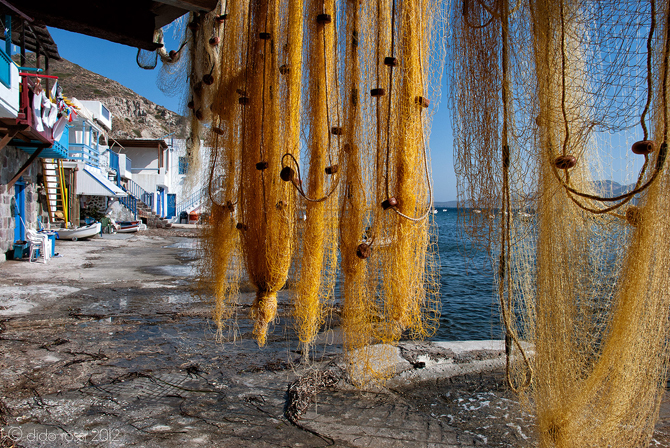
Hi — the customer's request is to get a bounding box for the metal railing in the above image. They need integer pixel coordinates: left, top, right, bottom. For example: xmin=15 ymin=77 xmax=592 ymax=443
xmin=108 ymin=150 xmax=119 ymax=176
xmin=125 ymin=178 xmax=154 ymax=209
xmin=176 ymin=186 xmax=207 ymax=216
xmin=119 ymin=194 xmax=138 ymax=219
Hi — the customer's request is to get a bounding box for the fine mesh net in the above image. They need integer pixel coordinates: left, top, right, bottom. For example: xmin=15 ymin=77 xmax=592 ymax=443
xmin=189 ymin=0 xmax=443 ymax=377
xmin=450 ymin=0 xmax=670 ymax=446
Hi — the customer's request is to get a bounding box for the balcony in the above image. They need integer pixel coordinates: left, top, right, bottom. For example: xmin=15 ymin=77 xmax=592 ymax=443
xmin=0 ymin=72 xmax=60 ymax=151
xmin=16 ymin=124 xmax=69 ymax=159
xmin=68 ymin=120 xmax=102 ymax=168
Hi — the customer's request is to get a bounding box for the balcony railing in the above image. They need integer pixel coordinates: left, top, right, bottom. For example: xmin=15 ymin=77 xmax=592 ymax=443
xmin=68 ymin=143 xmax=100 ymax=167
xmin=68 ymin=120 xmax=102 ymax=168
xmin=109 ymin=150 xmax=120 ymax=179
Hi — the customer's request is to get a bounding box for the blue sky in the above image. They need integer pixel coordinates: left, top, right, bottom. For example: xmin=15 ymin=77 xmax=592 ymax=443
xmin=44 ymin=26 xmax=458 ymax=202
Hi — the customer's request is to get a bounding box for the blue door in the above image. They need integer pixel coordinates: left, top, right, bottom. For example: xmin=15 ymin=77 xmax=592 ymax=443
xmin=167 ymin=194 xmax=176 ymax=219
xmin=156 ymin=187 xmax=163 ymax=217
xmin=13 ymin=178 xmax=25 ymax=242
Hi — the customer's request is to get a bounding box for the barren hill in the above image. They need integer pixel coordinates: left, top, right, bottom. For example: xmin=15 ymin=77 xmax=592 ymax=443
xmin=20 ymin=53 xmax=186 ymax=140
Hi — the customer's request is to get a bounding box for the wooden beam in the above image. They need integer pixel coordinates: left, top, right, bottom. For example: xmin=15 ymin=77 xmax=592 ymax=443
xmin=15 ymin=1 xmax=160 ymax=51
xmin=0 ymin=127 xmax=21 ymax=152
xmin=0 ymin=0 xmax=33 ymax=22
xmin=7 ymin=146 xmax=45 ymax=189
xmin=152 ymin=0 xmax=218 ymax=12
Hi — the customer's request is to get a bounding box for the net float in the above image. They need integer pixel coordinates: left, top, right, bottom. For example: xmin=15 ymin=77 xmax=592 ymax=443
xmin=382 ymin=197 xmax=398 ymax=210
xmin=554 ymin=155 xmax=577 ymax=170
xmin=384 ymin=57 xmax=398 ymax=67
xmin=415 ymin=96 xmax=430 ymax=108
xmin=317 ymin=14 xmax=332 ymax=24
xmin=631 ymin=140 xmax=655 ymax=155
xmin=280 ymin=167 xmax=295 ymax=182
xmin=356 ymin=243 xmax=371 ymax=259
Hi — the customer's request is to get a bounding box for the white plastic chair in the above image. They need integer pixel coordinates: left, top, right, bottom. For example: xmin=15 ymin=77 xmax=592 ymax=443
xmin=26 ymin=229 xmax=50 ymax=264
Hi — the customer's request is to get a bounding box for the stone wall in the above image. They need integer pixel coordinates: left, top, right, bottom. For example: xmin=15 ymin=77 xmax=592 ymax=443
xmin=0 ymin=146 xmax=45 ymax=257
xmin=80 ymin=195 xmax=108 ymax=222
xmin=106 ymin=199 xmax=135 ymax=222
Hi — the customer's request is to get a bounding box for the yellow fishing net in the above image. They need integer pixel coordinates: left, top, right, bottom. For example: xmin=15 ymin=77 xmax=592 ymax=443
xmin=181 ymin=0 xmax=443 ymax=369
xmin=451 ymin=0 xmax=670 ymax=445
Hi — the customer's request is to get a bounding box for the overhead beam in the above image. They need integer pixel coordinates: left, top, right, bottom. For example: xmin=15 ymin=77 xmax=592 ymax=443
xmin=0 ymin=0 xmax=32 ymax=22
xmin=0 ymin=127 xmax=21 ymax=152
xmin=9 ymin=0 xmax=160 ymax=51
xmin=152 ymin=0 xmax=218 ymax=12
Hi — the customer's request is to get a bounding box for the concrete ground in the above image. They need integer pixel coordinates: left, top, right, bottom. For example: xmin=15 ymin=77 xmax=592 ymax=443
xmin=0 ymin=229 xmax=668 ymax=447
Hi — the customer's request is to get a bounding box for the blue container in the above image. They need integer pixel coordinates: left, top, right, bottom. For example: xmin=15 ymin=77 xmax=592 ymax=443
xmin=46 ymin=233 xmax=55 ymax=257
xmin=38 ymin=232 xmax=57 ymax=257
xmin=12 ymin=241 xmax=29 ymax=260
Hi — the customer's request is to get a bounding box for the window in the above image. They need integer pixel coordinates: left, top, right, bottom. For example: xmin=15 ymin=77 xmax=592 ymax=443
xmin=101 ymin=105 xmax=110 ymax=121
xmin=179 ymin=157 xmax=188 ymax=175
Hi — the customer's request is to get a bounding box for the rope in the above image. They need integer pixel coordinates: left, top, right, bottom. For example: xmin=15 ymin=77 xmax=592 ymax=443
xmin=550 ymin=0 xmax=666 ymax=214
xmin=640 ymin=0 xmax=656 ymax=141
xmin=383 ymin=0 xmax=434 ymax=223
xmin=281 ymin=153 xmax=341 ymax=202
xmin=283 ymin=5 xmax=341 ymax=203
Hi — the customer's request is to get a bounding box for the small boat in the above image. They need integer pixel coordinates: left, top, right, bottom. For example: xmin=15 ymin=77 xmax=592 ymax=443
xmin=57 ymin=222 xmax=102 ymax=241
xmin=115 ymin=220 xmax=141 ymax=233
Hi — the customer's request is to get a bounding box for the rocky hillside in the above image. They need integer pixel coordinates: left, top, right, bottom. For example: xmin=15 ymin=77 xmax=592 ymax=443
xmin=20 ymin=54 xmax=187 ymax=140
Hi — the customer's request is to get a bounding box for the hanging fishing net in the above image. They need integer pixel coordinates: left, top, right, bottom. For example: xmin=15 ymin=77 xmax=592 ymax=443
xmin=136 ymin=30 xmax=159 ymax=70
xmin=189 ymin=0 xmax=444 ymax=375
xmin=450 ymin=0 xmax=670 ymax=446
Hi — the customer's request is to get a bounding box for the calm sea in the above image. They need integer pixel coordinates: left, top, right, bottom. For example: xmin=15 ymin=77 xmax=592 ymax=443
xmin=330 ymin=207 xmax=501 ymax=342
xmin=431 ymin=208 xmax=501 ymax=341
